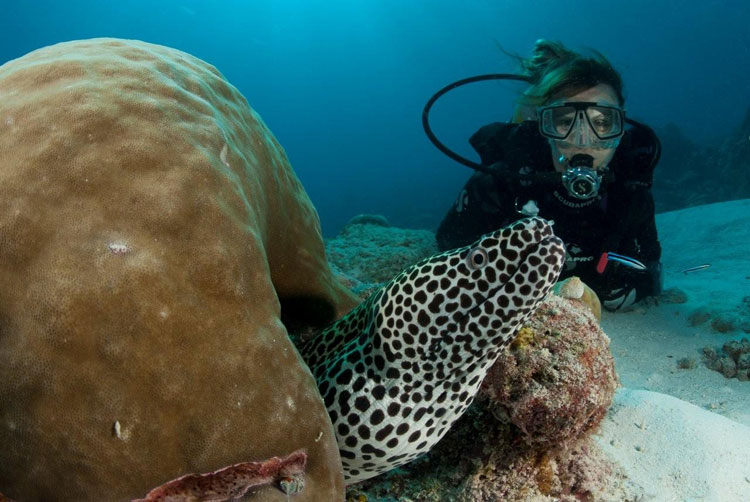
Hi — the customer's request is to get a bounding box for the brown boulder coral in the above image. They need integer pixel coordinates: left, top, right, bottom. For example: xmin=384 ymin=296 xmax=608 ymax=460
xmin=0 ymin=39 xmax=358 ymax=501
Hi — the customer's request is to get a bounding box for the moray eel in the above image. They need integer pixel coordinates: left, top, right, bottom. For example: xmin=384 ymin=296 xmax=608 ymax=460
xmin=300 ymin=217 xmax=565 ymax=483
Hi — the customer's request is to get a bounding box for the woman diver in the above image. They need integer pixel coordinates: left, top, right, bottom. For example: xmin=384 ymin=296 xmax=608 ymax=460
xmin=433 ymin=40 xmax=662 ymax=311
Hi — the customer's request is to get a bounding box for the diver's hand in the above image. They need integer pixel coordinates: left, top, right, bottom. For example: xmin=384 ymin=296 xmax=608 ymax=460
xmin=602 ymin=287 xmax=637 ymax=311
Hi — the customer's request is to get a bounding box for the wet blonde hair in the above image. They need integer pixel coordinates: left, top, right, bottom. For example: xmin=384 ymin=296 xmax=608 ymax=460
xmin=509 ymin=40 xmax=625 ymax=123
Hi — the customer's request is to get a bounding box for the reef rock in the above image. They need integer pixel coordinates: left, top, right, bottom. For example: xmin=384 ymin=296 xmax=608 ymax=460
xmin=0 ymin=39 xmax=358 ymax=501
xmin=480 ymin=294 xmax=618 ymax=451
xmin=326 ymin=218 xmax=437 ymax=285
xmin=653 ymin=110 xmax=750 ymax=213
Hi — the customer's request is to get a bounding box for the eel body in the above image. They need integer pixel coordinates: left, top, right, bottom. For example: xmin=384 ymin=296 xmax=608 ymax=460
xmin=300 ymin=217 xmax=565 ymax=482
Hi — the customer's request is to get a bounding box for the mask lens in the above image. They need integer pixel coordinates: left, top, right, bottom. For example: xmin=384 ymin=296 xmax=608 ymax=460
xmin=541 ymin=106 xmax=576 ymax=139
xmin=539 ymin=102 xmax=624 ymax=148
xmin=585 ymin=106 xmax=623 ymax=139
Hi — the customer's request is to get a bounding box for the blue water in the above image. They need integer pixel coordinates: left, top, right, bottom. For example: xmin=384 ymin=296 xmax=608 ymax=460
xmin=2 ymin=0 xmax=748 ymax=235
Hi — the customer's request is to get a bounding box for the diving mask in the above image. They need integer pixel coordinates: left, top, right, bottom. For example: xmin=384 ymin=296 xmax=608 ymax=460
xmin=538 ymin=101 xmax=624 ymax=149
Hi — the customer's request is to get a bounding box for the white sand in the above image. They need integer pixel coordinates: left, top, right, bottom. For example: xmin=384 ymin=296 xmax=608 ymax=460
xmin=602 ymin=304 xmax=750 ymax=426
xmin=591 ymin=199 xmax=750 ymax=502
xmin=595 ymin=389 xmax=750 ymax=502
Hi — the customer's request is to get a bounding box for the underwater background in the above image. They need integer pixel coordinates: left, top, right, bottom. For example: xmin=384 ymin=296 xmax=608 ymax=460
xmin=2 ymin=3 xmax=750 ymax=501
xmin=2 ymin=0 xmax=749 ymax=235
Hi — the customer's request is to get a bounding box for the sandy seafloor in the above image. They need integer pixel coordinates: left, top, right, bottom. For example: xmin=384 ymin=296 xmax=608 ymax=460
xmin=591 ymin=198 xmax=750 ymax=501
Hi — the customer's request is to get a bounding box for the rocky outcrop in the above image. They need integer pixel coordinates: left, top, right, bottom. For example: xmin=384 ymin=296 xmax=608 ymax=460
xmin=653 ymin=110 xmax=750 ymax=212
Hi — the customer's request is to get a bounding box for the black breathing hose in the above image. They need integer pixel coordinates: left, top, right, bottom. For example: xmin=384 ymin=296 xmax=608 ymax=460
xmin=421 ymin=74 xmax=530 ymax=174
xmin=422 ymin=74 xmax=661 ymax=176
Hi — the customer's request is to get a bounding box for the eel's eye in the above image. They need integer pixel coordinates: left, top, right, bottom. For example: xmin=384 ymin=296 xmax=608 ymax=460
xmin=467 ymin=248 xmax=489 ymax=270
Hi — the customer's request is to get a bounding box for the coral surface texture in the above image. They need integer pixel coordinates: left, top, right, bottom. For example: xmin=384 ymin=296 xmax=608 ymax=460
xmin=0 ymin=38 xmax=358 ymax=501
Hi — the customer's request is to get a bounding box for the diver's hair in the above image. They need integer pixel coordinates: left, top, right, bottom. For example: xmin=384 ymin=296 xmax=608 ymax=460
xmin=505 ymin=39 xmax=625 ymax=121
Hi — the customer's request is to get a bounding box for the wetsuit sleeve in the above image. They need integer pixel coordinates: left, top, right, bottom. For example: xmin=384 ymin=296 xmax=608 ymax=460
xmin=601 ymin=189 xmax=663 ymax=308
xmin=630 ymin=189 xmax=662 ymax=298
xmin=436 ymin=172 xmax=517 ymax=251
xmin=611 ymin=124 xmax=663 ymax=301
xmin=634 ymin=191 xmax=661 ymax=260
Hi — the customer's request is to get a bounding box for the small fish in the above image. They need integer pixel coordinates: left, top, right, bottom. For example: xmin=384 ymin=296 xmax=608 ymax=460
xmin=682 ymin=264 xmax=711 ymax=274
xmin=606 ymin=252 xmax=647 ymax=271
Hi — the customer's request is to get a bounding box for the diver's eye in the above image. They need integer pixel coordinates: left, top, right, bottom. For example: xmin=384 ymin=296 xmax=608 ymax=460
xmin=467 ymin=248 xmax=489 ymax=270
xmin=553 ymin=116 xmax=574 ymax=134
xmin=592 ymin=117 xmax=613 ymax=133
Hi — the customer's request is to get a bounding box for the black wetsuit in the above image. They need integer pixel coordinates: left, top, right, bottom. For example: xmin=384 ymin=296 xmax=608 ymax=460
xmin=436 ymin=120 xmax=662 ymax=303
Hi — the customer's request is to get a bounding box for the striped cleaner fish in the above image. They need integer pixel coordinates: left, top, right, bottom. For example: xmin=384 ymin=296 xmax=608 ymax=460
xmin=596 ymin=251 xmax=647 ymax=274
xmin=299 ymin=217 xmax=565 ymax=483
xmin=682 ymin=264 xmax=711 ymax=274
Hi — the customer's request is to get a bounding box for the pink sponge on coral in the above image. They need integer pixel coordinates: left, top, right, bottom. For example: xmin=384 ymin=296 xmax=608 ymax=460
xmin=134 ymin=450 xmax=307 ymax=502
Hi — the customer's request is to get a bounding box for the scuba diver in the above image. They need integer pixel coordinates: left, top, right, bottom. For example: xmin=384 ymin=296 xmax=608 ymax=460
xmin=428 ymin=40 xmax=662 ymax=311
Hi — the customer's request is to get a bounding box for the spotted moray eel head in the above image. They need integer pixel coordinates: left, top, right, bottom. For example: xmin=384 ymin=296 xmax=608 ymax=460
xmin=455 ymin=216 xmax=565 ymax=331
xmin=299 ymin=217 xmax=566 ymax=484
xmin=381 ymin=216 xmax=565 ymax=351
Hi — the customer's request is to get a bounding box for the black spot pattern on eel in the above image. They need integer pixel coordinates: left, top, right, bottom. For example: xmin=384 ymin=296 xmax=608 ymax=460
xmin=299 ymin=217 xmax=565 ymax=483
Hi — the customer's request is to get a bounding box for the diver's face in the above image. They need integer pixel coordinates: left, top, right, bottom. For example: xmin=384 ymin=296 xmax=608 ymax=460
xmin=547 ymin=84 xmax=621 ymax=172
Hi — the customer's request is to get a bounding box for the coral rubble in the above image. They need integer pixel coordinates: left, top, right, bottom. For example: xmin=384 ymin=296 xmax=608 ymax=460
xmin=326 ymin=215 xmax=437 ymax=285
xmin=687 ymin=296 xmax=750 ymax=335
xmin=554 ymin=276 xmax=602 ymax=321
xmin=703 ymin=338 xmax=750 ymax=381
xmin=481 ymin=294 xmax=617 ymax=451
